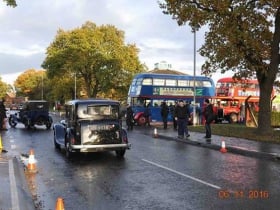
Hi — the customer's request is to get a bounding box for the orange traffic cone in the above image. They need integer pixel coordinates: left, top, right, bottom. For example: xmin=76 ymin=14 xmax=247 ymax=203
xmin=27 ymin=149 xmax=37 ymax=173
xmin=220 ymin=140 xmax=227 ymax=153
xmin=153 ymin=128 xmax=158 ymax=138
xmin=56 ymin=197 xmax=65 ymax=210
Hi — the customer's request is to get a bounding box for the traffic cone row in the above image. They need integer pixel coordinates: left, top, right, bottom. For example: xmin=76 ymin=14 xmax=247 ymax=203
xmin=56 ymin=197 xmax=65 ymax=210
xmin=153 ymin=128 xmax=158 ymax=138
xmin=27 ymin=149 xmax=37 ymax=173
xmin=220 ymin=140 xmax=227 ymax=153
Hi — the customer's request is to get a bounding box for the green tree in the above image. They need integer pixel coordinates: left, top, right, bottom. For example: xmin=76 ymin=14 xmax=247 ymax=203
xmin=48 ymin=72 xmax=83 ymax=103
xmin=42 ymin=21 xmax=144 ymax=100
xmin=159 ymin=1 xmax=280 ymax=135
xmin=3 ymin=0 xmax=17 ymax=7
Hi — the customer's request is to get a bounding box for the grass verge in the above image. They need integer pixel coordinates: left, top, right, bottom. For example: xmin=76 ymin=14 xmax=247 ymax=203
xmin=188 ymin=124 xmax=280 ymax=144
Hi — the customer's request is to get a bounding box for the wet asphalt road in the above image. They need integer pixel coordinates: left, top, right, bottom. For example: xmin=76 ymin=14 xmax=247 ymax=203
xmin=2 ymin=114 xmax=280 ymax=210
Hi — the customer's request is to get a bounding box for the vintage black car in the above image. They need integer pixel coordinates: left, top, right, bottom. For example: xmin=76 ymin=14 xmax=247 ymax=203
xmin=53 ymin=99 xmax=131 ymax=158
xmin=8 ymin=100 xmax=53 ymax=129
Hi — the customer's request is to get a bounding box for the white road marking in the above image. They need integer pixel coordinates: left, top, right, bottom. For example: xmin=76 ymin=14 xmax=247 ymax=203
xmin=142 ymin=159 xmax=221 ymax=190
xmin=9 ymin=159 xmax=20 ymax=210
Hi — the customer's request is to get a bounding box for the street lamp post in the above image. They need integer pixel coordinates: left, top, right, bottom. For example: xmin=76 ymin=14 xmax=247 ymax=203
xmin=193 ymin=29 xmax=197 ymax=126
xmin=74 ymin=72 xmax=77 ymax=100
xmin=41 ymin=74 xmax=44 ymax=100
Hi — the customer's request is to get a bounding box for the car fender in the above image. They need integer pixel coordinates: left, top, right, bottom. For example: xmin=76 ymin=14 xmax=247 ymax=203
xmin=121 ymin=128 xmax=129 ymax=144
xmin=53 ymin=123 xmax=66 ymax=145
xmin=134 ymin=112 xmax=144 ymax=120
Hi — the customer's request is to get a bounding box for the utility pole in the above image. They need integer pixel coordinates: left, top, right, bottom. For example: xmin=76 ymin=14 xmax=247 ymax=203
xmin=193 ymin=29 xmax=197 ymax=126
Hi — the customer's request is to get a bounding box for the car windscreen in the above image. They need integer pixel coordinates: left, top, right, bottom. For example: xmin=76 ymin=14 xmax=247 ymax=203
xmin=77 ymin=104 xmax=119 ymax=119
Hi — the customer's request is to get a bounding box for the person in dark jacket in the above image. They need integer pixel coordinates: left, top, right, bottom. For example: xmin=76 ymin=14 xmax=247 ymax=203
xmin=0 ymin=100 xmax=7 ymax=130
xmin=160 ymin=101 xmax=169 ymax=129
xmin=143 ymin=103 xmax=151 ymax=126
xmin=174 ymin=100 xmax=190 ymax=139
xmin=203 ymin=99 xmax=214 ymax=140
xmin=169 ymin=101 xmax=177 ymax=130
xmin=126 ymin=104 xmax=134 ymax=131
xmin=184 ymin=101 xmax=191 ymax=137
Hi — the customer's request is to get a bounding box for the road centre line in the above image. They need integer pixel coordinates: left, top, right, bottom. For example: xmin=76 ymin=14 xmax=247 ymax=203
xmin=142 ymin=159 xmax=221 ymax=190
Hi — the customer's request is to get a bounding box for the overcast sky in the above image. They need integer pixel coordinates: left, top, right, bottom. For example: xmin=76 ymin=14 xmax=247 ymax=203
xmin=0 ymin=0 xmax=224 ymax=85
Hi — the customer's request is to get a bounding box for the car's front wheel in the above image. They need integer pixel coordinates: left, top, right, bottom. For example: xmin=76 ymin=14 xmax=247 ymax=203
xmin=8 ymin=116 xmax=17 ymax=128
xmin=115 ymin=149 xmax=126 ymax=157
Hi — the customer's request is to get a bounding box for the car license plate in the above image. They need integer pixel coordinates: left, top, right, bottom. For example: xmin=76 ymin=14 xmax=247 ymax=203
xmin=88 ymin=124 xmax=110 ymax=131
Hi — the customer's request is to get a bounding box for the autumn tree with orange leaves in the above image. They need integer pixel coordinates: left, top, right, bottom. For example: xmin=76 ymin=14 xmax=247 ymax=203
xmin=159 ymin=0 xmax=280 ymax=135
xmin=14 ymin=69 xmax=50 ymax=100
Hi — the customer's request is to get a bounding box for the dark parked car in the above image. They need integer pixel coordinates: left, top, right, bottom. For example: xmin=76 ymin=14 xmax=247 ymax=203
xmin=9 ymin=100 xmax=53 ymax=129
xmin=53 ymin=99 xmax=131 ymax=158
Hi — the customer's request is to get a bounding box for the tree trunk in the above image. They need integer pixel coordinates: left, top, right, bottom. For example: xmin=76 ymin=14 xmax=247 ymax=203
xmin=257 ymin=81 xmax=273 ymax=135
xmin=257 ymin=8 xmax=280 ymax=135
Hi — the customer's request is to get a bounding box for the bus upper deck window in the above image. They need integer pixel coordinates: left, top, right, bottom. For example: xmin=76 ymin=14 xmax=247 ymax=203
xmin=166 ymin=79 xmax=176 ymax=86
xmin=153 ymin=79 xmax=165 ymax=86
xmin=132 ymin=79 xmax=137 ymax=85
xmin=178 ymin=80 xmax=188 ymax=86
xmin=142 ymin=78 xmax=152 ymax=85
xmin=136 ymin=78 xmax=143 ymax=85
xmin=196 ymin=81 xmax=203 ymax=87
xmin=202 ymin=81 xmax=212 ymax=87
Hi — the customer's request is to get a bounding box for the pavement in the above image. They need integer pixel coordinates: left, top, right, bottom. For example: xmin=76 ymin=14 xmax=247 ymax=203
xmin=145 ymin=125 xmax=280 ymax=161
xmin=0 ymin=152 xmax=35 ymax=210
xmin=1 ymin=122 xmax=280 ymax=210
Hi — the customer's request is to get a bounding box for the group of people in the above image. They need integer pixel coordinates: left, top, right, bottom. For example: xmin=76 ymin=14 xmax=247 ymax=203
xmin=125 ymin=98 xmax=215 ymax=141
xmin=165 ymin=98 xmax=214 ymax=140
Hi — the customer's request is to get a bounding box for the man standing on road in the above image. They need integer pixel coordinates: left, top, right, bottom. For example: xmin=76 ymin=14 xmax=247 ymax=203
xmin=143 ymin=102 xmax=151 ymax=126
xmin=126 ymin=104 xmax=134 ymax=131
xmin=160 ymin=101 xmax=169 ymax=129
xmin=203 ymin=99 xmax=214 ymax=141
xmin=169 ymin=101 xmax=177 ymax=130
xmin=174 ymin=100 xmax=190 ymax=139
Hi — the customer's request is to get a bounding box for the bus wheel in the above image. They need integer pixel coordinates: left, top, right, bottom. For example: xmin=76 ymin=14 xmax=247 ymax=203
xmin=137 ymin=116 xmax=146 ymax=126
xmin=229 ymin=113 xmax=238 ymax=123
